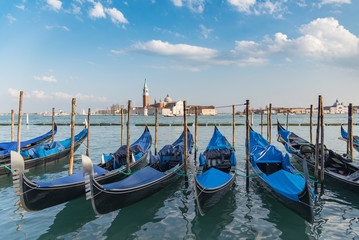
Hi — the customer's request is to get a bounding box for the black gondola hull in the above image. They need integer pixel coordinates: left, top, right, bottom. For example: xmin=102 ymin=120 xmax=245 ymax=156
xmin=18 ymin=152 xmax=149 ymax=211
xmin=1 ymin=131 xmax=86 ymax=177
xmin=249 ymin=164 xmax=314 ymax=223
xmin=90 ymin=164 xmax=184 ymax=215
xmin=194 ymin=173 xmax=235 ymax=215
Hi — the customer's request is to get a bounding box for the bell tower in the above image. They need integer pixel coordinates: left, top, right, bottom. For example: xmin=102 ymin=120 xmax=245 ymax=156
xmin=143 ymin=79 xmax=149 ymax=107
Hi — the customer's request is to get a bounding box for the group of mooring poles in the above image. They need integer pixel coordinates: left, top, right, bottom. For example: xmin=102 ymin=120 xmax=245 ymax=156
xmin=12 ymin=92 xmax=92 ymax=176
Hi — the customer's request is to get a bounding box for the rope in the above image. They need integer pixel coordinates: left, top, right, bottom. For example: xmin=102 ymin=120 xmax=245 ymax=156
xmin=235 ymin=172 xmax=262 ymax=178
xmin=0 ymin=164 xmax=14 ymax=173
xmin=114 ymin=166 xmax=132 ymax=175
xmin=166 ymin=167 xmax=189 ymax=176
xmin=293 ymin=170 xmax=319 ymax=182
xmin=216 ymin=103 xmax=247 ymax=109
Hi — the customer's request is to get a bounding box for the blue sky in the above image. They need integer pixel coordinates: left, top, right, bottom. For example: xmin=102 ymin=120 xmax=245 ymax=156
xmin=1 ymin=0 xmax=359 ymax=113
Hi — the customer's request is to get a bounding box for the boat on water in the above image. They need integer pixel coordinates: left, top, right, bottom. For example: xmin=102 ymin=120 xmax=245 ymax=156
xmin=277 ymin=122 xmax=359 ymax=193
xmin=43 ymin=110 xmax=69 ymax=117
xmin=340 ymin=125 xmax=359 ymax=152
xmin=0 ymin=124 xmax=57 ymax=175
xmin=249 ymin=128 xmax=314 ymax=222
xmin=194 ymin=126 xmax=236 ymax=215
xmin=82 ymin=129 xmax=193 ymax=215
xmin=10 ymin=127 xmax=151 ymax=211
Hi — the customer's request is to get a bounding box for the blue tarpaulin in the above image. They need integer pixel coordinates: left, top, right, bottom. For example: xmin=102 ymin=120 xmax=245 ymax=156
xmin=103 ymin=166 xmax=165 ymax=190
xmin=206 ymin=128 xmax=232 ymax=150
xmin=0 ymin=126 xmax=57 ymax=156
xmin=35 ymin=165 xmax=108 ymax=187
xmin=250 ymin=129 xmax=307 ymax=202
xmin=196 ymin=167 xmax=233 ymax=189
xmin=20 ymin=128 xmax=87 ymax=159
xmin=262 ymin=170 xmax=305 ymax=201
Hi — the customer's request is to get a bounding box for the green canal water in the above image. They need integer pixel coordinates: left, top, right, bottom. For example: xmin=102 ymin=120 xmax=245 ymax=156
xmin=0 ymin=114 xmax=359 ymax=240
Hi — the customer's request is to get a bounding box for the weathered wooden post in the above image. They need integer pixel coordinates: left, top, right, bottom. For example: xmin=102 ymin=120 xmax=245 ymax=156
xmin=52 ymin=108 xmax=55 ymax=142
xmin=17 ymin=91 xmax=23 ymax=153
xmin=184 ymin=101 xmax=188 ymax=175
xmin=348 ymin=103 xmax=353 ymax=161
xmin=126 ymin=100 xmax=131 ymax=173
xmin=314 ymin=96 xmax=321 ymax=191
xmin=69 ymin=98 xmax=76 ymax=175
xmin=310 ymin=105 xmax=313 ymax=144
xmin=86 ymin=108 xmax=91 ymax=156
xmin=320 ymin=96 xmax=325 ymax=189
xmin=269 ymin=104 xmax=272 ymax=144
xmin=155 ymin=107 xmax=158 ymax=155
xmin=251 ymin=111 xmax=253 ymax=126
xmin=194 ymin=106 xmax=198 ymax=160
xmin=121 ymin=106 xmax=124 ymax=146
xmin=261 ymin=110 xmax=263 ymax=136
xmin=11 ymin=109 xmax=14 ymax=142
xmin=233 ymin=105 xmax=235 ymax=149
xmin=246 ymin=100 xmax=250 ymax=191
xmin=286 ymin=111 xmax=289 ymax=130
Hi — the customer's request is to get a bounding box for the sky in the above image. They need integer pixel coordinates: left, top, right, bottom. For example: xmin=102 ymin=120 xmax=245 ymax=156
xmin=1 ymin=0 xmax=359 ymax=113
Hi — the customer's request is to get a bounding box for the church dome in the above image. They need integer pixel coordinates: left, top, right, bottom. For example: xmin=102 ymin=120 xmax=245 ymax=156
xmin=164 ymin=94 xmax=172 ymax=103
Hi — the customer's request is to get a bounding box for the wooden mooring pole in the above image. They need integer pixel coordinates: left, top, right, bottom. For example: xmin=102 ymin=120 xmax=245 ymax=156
xmin=17 ymin=91 xmax=23 ymax=153
xmin=121 ymin=106 xmax=124 ymax=146
xmin=155 ymin=107 xmax=158 ymax=155
xmin=348 ymin=103 xmax=353 ymax=161
xmin=261 ymin=110 xmax=263 ymax=136
xmin=69 ymin=98 xmax=76 ymax=175
xmin=286 ymin=111 xmax=289 ymax=130
xmin=310 ymin=105 xmax=313 ymax=144
xmin=320 ymin=96 xmax=325 ymax=190
xmin=86 ymin=108 xmax=91 ymax=156
xmin=184 ymin=101 xmax=188 ymax=175
xmin=126 ymin=100 xmax=131 ymax=173
xmin=233 ymin=105 xmax=235 ymax=149
xmin=194 ymin=106 xmax=198 ymax=160
xmin=314 ymin=96 xmax=321 ymax=191
xmin=11 ymin=109 xmax=14 ymax=142
xmin=52 ymin=108 xmax=55 ymax=142
xmin=269 ymin=104 xmax=272 ymax=144
xmin=246 ymin=100 xmax=250 ymax=192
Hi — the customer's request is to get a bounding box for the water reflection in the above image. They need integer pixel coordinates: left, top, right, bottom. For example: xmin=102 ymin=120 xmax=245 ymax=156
xmin=37 ymin=197 xmax=95 ymax=239
xmin=103 ymin=179 xmax=184 ymax=240
xmin=191 ymin=185 xmax=236 ymax=239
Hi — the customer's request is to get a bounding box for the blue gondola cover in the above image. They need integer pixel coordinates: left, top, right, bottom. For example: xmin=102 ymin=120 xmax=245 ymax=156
xmin=196 ymin=167 xmax=233 ymax=189
xmin=263 ymin=170 xmax=305 ymax=201
xmin=103 ymin=166 xmax=165 ymax=190
xmin=36 ymin=165 xmax=108 ymax=187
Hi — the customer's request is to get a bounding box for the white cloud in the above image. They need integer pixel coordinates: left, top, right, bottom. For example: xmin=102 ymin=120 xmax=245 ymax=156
xmin=171 ymin=0 xmax=205 ymax=13
xmin=8 ymin=89 xmax=35 ymax=98
xmin=133 ymin=40 xmax=218 ymax=61
xmin=228 ymin=0 xmax=256 ymax=13
xmin=200 ymin=24 xmax=213 ymax=39
xmin=34 ymin=75 xmax=57 ymax=82
xmin=89 ymin=1 xmax=106 ymax=18
xmin=7 ymin=14 xmax=16 ymax=24
xmin=105 ymin=8 xmax=128 ymax=24
xmin=228 ymin=0 xmax=287 ymax=18
xmin=31 ymin=90 xmax=53 ymax=99
xmin=321 ymin=0 xmax=351 ymax=5
xmin=232 ymin=17 xmax=359 ymax=61
xmin=16 ymin=5 xmax=25 ymax=10
xmin=45 ymin=25 xmax=70 ymax=31
xmin=46 ymin=0 xmax=62 ymax=11
xmin=172 ymin=0 xmax=183 ymax=7
xmin=55 ymin=92 xmax=108 ymax=102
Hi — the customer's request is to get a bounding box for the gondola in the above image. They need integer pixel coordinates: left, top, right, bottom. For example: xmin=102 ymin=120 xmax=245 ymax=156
xmin=83 ymin=129 xmax=193 ymax=215
xmin=340 ymin=125 xmax=359 ymax=152
xmin=194 ymin=126 xmax=236 ymax=215
xmin=11 ymin=127 xmax=152 ymax=211
xmin=249 ymin=128 xmax=314 ymax=222
xmin=0 ymin=124 xmax=57 ymax=163
xmin=277 ymin=122 xmax=359 ymax=193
